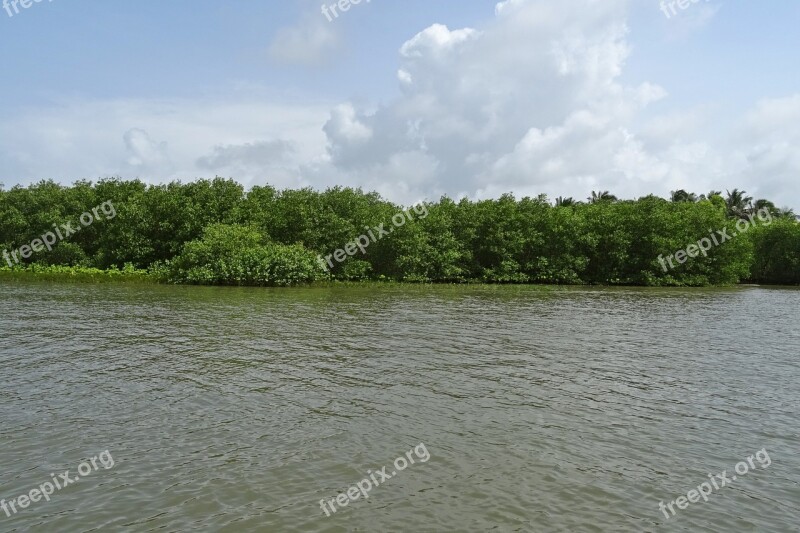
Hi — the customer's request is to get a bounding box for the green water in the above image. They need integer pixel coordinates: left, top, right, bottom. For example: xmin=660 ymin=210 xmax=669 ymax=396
xmin=1 ymin=282 xmax=798 ymax=532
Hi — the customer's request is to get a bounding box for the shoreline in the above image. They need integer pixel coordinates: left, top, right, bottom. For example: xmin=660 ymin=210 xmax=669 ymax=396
xmin=2 ymin=267 xmax=796 ymax=288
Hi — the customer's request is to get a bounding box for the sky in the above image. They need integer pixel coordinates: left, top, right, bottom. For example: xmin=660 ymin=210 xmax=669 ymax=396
xmin=1 ymin=0 xmax=799 ymax=209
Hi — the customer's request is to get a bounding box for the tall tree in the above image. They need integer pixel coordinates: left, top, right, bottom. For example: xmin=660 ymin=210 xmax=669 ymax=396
xmin=725 ymin=189 xmax=753 ymax=219
xmin=555 ymin=196 xmax=577 ymax=207
xmin=670 ymin=190 xmax=698 ymax=203
xmin=588 ymin=191 xmax=617 ymax=204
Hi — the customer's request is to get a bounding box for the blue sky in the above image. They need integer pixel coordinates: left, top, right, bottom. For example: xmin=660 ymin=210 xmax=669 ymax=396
xmin=1 ymin=1 xmax=492 ymax=105
xmin=2 ymin=0 xmax=799 ymax=209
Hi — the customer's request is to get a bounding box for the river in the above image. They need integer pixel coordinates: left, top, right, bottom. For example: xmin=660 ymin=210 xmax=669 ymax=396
xmin=1 ymin=281 xmax=798 ymax=531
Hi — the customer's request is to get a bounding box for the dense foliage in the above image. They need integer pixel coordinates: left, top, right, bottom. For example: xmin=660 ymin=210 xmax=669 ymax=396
xmin=1 ymin=179 xmax=797 ymax=286
xmin=164 ymin=224 xmax=321 ymax=286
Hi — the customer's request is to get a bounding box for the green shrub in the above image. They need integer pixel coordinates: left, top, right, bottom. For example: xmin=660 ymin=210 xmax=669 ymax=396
xmin=167 ymin=223 xmax=321 ymax=286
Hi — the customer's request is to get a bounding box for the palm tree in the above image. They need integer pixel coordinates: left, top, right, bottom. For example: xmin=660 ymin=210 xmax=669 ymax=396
xmin=555 ymin=196 xmax=577 ymax=207
xmin=753 ymin=199 xmax=774 ymax=210
xmin=725 ymin=189 xmax=753 ymax=219
xmin=670 ymin=190 xmax=698 ymax=203
xmin=750 ymin=199 xmax=779 ymax=218
xmin=699 ymin=190 xmax=722 ymax=201
xmin=588 ymin=191 xmax=617 ymax=204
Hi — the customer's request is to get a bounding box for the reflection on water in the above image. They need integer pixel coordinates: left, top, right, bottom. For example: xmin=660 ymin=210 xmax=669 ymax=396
xmin=1 ymin=282 xmax=798 ymax=531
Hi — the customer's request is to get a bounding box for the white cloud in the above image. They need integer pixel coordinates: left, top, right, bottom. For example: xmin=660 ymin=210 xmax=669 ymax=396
xmin=197 ymin=140 xmax=295 ymax=170
xmin=124 ymin=128 xmax=170 ymax=170
xmin=322 ymin=0 xmax=676 ymax=202
xmin=324 ymin=104 xmax=372 ymax=144
xmin=0 ymin=98 xmax=330 ymax=189
xmin=314 ymin=0 xmax=799 ymax=207
xmin=399 ymin=24 xmax=481 ymax=59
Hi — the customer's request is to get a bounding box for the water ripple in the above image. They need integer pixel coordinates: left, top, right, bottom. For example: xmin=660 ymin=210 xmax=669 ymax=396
xmin=0 ymin=282 xmax=798 ymax=532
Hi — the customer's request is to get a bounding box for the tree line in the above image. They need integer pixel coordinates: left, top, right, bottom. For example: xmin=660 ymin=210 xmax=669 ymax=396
xmin=0 ymin=178 xmax=798 ymax=286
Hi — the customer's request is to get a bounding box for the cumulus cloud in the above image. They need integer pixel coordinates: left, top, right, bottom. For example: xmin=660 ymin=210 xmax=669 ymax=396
xmin=313 ymin=0 xmax=798 ymax=207
xmin=322 ymin=0 xmax=677 ymax=201
xmin=399 ymin=24 xmax=481 ymax=59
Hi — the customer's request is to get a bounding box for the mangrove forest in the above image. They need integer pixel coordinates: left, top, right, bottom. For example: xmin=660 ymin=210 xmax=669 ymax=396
xmin=0 ymin=178 xmax=798 ymax=286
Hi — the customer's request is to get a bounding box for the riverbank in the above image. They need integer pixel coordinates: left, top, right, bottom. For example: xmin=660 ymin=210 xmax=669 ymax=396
xmin=0 ymin=265 xmax=155 ymax=283
xmin=2 ymin=266 xmax=795 ymax=287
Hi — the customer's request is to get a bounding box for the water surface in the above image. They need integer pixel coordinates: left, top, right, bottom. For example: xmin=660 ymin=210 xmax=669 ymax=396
xmin=1 ymin=281 xmax=798 ymax=531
